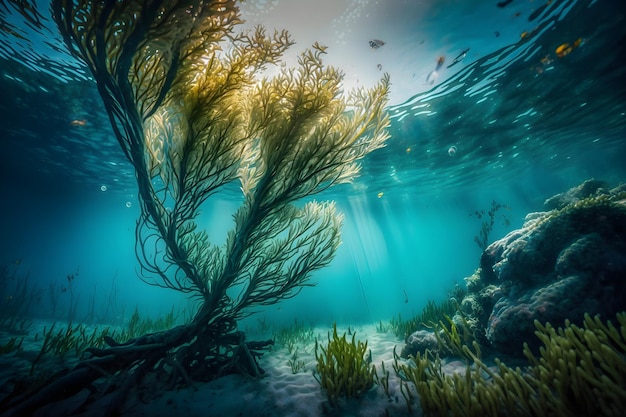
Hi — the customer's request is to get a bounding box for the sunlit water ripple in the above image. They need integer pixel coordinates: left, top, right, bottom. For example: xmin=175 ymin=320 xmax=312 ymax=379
xmin=0 ymin=0 xmax=624 ymax=202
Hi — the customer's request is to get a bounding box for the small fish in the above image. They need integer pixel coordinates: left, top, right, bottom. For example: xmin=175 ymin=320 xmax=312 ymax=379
xmin=435 ymin=56 xmax=445 ymax=71
xmin=555 ymin=38 xmax=582 ymax=58
xmin=426 ymin=69 xmax=440 ymax=85
xmin=426 ymin=56 xmax=445 ymax=85
xmin=369 ymin=39 xmax=385 ymax=49
xmin=70 ymin=119 xmax=87 ymax=126
xmin=447 ymin=48 xmax=469 ymax=68
xmin=555 ymin=43 xmax=571 ymax=58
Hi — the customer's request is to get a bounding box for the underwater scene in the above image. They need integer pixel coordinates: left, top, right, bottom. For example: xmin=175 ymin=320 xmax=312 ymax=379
xmin=0 ymin=0 xmax=625 ymax=416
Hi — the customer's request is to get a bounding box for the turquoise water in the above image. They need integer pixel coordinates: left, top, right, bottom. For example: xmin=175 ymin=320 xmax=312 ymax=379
xmin=0 ymin=0 xmax=624 ymax=329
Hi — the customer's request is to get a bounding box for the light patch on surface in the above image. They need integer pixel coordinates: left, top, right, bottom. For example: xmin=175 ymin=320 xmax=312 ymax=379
xmin=239 ymin=0 xmax=526 ymax=106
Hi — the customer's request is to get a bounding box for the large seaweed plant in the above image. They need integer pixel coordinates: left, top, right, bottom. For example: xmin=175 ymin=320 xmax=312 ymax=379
xmin=0 ymin=1 xmax=389 ymax=415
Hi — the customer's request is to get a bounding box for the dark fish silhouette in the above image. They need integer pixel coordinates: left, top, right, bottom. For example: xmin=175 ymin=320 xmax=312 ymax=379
xmin=369 ymin=39 xmax=385 ymax=49
xmin=447 ymin=48 xmax=469 ymax=68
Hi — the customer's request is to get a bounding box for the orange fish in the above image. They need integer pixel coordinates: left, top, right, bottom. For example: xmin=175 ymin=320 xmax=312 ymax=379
xmin=556 ymin=38 xmax=583 ymax=58
xmin=70 ymin=119 xmax=87 ymax=127
xmin=436 ymin=56 xmax=445 ymax=70
xmin=555 ymin=43 xmax=572 ymax=58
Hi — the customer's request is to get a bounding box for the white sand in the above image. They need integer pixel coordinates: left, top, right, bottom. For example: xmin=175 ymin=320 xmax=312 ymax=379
xmin=122 ymin=323 xmax=422 ymax=417
xmin=2 ymin=322 xmax=478 ymax=416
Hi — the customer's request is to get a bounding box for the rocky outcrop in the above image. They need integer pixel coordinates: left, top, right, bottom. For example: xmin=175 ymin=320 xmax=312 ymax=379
xmin=401 ymin=330 xmax=444 ymax=358
xmin=459 ymin=179 xmax=626 ymax=356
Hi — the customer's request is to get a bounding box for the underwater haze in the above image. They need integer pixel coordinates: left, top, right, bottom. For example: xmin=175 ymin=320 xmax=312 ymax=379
xmin=1 ymin=0 xmax=625 ymax=328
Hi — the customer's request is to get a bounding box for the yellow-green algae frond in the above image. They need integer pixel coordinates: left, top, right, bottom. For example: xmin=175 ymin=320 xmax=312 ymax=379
xmin=395 ymin=312 xmax=626 ymax=417
xmin=315 ymin=323 xmax=375 ymax=405
xmin=52 ymin=0 xmax=390 ymax=324
xmin=0 ymin=1 xmax=392 ymax=415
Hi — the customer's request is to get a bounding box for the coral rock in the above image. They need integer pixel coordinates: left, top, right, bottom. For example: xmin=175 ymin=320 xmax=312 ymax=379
xmin=401 ymin=330 xmax=442 ymax=358
xmin=462 ymin=180 xmax=626 ymax=356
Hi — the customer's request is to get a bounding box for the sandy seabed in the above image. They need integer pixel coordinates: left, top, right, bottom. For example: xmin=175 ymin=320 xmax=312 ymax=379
xmin=124 ymin=324 xmax=424 ymax=417
xmin=2 ymin=322 xmax=474 ymax=417
xmin=125 ymin=325 xmax=432 ymax=417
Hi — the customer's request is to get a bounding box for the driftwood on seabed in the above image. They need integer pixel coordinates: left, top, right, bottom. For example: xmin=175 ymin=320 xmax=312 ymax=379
xmin=0 ymin=322 xmax=273 ymax=417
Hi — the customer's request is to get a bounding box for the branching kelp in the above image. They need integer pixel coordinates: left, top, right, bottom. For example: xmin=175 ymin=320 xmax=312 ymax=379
xmin=0 ymin=1 xmax=390 ymax=415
